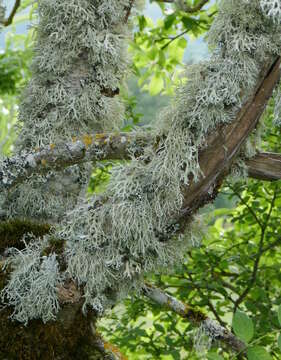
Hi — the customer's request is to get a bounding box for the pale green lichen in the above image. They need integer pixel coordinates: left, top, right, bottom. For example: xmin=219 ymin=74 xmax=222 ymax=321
xmin=1 ymin=0 xmax=281 ymax=322
xmin=260 ymin=0 xmax=281 ymax=23
xmin=1 ymin=238 xmax=63 ymax=325
xmin=59 ymin=0 xmax=281 ymax=315
xmin=2 ymin=0 xmax=135 ymax=220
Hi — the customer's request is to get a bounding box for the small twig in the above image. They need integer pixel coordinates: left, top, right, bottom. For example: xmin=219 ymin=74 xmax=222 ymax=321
xmin=233 ymin=188 xmax=277 ymax=312
xmin=155 ymin=0 xmax=210 ymax=13
xmin=227 ymin=182 xmax=264 ymax=229
xmin=161 ymin=29 xmax=189 ymax=50
xmin=187 ymin=273 xmax=226 ymax=327
xmin=124 ymin=0 xmax=135 ymax=23
xmin=3 ymin=0 xmax=21 ymax=27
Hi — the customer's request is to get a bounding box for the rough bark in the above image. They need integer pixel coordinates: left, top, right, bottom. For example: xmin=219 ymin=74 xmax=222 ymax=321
xmin=2 ymin=135 xmax=281 ymax=194
xmin=176 ymin=57 xmax=281 ymax=228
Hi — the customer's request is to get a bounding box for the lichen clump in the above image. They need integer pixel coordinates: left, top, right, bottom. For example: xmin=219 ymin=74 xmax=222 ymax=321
xmin=1 ymin=240 xmax=63 ymax=324
xmin=60 ymin=0 xmax=281 ymax=313
xmin=1 ymin=0 xmax=281 ymax=323
xmin=1 ymin=0 xmax=132 ymax=220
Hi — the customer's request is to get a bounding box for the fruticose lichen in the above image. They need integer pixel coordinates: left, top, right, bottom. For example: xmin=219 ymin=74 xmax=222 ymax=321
xmin=1 ymin=0 xmax=135 ymax=220
xmin=1 ymin=0 xmax=281 ymax=323
xmin=1 ymin=238 xmax=63 ymax=325
xmin=59 ymin=0 xmax=281 ymax=314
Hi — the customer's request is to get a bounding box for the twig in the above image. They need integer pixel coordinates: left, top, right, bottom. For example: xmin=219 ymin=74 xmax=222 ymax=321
xmin=233 ymin=188 xmax=277 ymax=312
xmin=143 ymin=283 xmax=246 ymax=354
xmin=227 ymin=182 xmax=264 ymax=229
xmin=3 ymin=0 xmax=21 ymax=27
xmin=156 ymin=0 xmax=210 ymax=13
xmin=124 ymin=0 xmax=135 ymax=23
xmin=187 ymin=273 xmax=226 ymax=327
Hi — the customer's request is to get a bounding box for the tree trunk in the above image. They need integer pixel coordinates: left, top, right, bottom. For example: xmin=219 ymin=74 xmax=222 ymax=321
xmin=0 ymin=304 xmax=104 ymax=359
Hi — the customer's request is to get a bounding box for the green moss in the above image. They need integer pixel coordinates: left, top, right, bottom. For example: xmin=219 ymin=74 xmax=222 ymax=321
xmin=0 ymin=305 xmax=104 ymax=360
xmin=0 ymin=220 xmax=50 ymax=253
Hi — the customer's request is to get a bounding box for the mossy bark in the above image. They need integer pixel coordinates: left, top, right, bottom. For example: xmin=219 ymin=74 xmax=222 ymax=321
xmin=0 ymin=303 xmax=105 ymax=360
xmin=0 ymin=220 xmax=50 ymax=253
xmin=0 ymin=224 xmax=104 ymax=360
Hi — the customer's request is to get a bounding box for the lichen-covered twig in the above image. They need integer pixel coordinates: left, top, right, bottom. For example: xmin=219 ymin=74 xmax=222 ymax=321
xmin=143 ymin=284 xmax=246 ymax=354
xmin=0 ymin=132 xmax=151 ymax=192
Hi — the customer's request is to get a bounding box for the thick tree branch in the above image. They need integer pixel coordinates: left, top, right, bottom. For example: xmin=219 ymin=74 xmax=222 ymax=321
xmin=246 ymin=152 xmax=281 ymax=181
xmin=177 ymin=58 xmax=281 ymax=229
xmin=2 ymin=142 xmax=281 ymax=194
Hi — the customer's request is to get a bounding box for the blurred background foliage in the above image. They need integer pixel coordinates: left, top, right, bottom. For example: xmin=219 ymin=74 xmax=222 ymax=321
xmin=1 ymin=1 xmax=281 ymax=359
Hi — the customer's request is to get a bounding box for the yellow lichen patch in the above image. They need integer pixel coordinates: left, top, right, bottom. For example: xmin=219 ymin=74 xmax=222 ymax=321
xmin=95 ymin=133 xmax=105 ymax=139
xmin=35 ymin=147 xmax=40 ymax=153
xmin=72 ymin=136 xmax=77 ymax=143
xmin=103 ymin=342 xmax=128 ymax=360
xmin=82 ymin=134 xmax=93 ymax=148
xmin=104 ymin=135 xmax=112 ymax=145
xmin=41 ymin=159 xmax=47 ymax=166
xmin=50 ymin=143 xmax=56 ymax=150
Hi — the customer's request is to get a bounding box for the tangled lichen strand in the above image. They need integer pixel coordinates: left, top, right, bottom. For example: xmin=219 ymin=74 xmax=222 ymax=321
xmin=260 ymin=0 xmax=281 ymax=24
xmin=1 ymin=239 xmax=64 ymax=325
xmin=1 ymin=0 xmax=134 ymax=220
xmin=1 ymin=0 xmax=281 ymax=324
xmin=59 ymin=0 xmax=281 ymax=315
xmin=18 ymin=0 xmax=132 ymax=146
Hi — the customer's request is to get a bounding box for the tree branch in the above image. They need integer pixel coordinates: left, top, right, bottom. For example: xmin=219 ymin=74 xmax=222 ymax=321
xmin=3 ymin=0 xmax=21 ymax=27
xmin=143 ymin=284 xmax=246 ymax=354
xmin=1 ymin=57 xmax=280 ymax=192
xmin=176 ymin=58 xmax=281 ymax=233
xmin=2 ymin=139 xmax=281 ymax=194
xmin=155 ymin=0 xmax=210 ymax=13
xmin=0 ymin=132 xmax=152 ymax=192
xmin=246 ymin=152 xmax=281 ymax=181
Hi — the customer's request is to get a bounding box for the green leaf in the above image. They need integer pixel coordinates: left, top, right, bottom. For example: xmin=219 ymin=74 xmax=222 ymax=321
xmin=171 ymin=350 xmax=181 ymax=360
xmin=164 ymin=13 xmax=177 ymax=29
xmin=232 ymin=310 xmax=254 ymax=343
xmin=149 ymin=74 xmax=164 ymax=96
xmin=278 ymin=333 xmax=281 ymax=352
xmin=154 ymin=324 xmax=165 ymax=333
xmin=278 ymin=305 xmax=281 ymax=326
xmin=207 ymin=352 xmax=224 ymax=360
xmin=247 ymin=346 xmax=272 ymax=360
